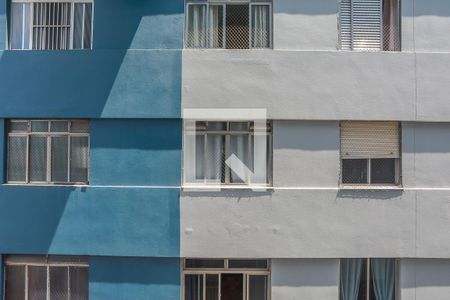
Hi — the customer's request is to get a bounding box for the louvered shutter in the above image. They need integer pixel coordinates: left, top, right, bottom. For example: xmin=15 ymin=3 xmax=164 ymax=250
xmin=339 ymin=0 xmax=352 ymax=50
xmin=339 ymin=0 xmax=382 ymax=51
xmin=341 ymin=121 xmax=400 ymax=159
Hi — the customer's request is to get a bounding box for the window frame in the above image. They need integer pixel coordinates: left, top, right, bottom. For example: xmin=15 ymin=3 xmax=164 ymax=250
xmin=3 ymin=255 xmax=89 ymax=300
xmin=184 ymin=0 xmax=273 ymax=49
xmin=339 ymin=121 xmax=402 ymax=188
xmin=6 ymin=119 xmax=90 ymax=185
xmin=182 ymin=258 xmax=271 ymax=300
xmin=9 ymin=0 xmax=94 ymax=50
xmin=339 ymin=258 xmax=400 ymax=300
xmin=338 ymin=0 xmax=401 ymax=52
xmin=183 ymin=121 xmax=273 ymax=188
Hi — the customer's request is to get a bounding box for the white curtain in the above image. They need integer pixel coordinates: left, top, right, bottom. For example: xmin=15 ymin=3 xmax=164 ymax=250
xmin=371 ymin=258 xmax=395 ymax=300
xmin=206 ymin=135 xmax=225 ymax=183
xmin=340 ymin=259 xmax=363 ymax=300
xmin=208 ymin=5 xmax=223 ymax=48
xmin=187 ymin=4 xmax=207 ymax=48
xmin=251 ymin=5 xmax=270 ymax=48
xmin=230 ymin=134 xmax=250 ymax=184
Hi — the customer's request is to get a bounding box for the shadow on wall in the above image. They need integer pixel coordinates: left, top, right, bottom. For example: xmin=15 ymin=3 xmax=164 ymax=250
xmin=336 ymin=189 xmax=403 ymax=200
xmin=0 ymin=186 xmax=74 ymax=254
xmin=0 ymin=0 xmax=183 ymax=118
xmin=408 ymin=0 xmax=450 ymax=17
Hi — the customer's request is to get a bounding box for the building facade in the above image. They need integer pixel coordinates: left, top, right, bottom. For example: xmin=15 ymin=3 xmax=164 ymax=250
xmin=1 ymin=0 xmax=450 ymax=299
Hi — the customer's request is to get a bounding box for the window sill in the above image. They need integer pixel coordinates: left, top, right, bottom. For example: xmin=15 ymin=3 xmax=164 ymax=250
xmin=339 ymin=185 xmax=403 ymax=191
xmin=182 ymin=184 xmax=273 ymax=191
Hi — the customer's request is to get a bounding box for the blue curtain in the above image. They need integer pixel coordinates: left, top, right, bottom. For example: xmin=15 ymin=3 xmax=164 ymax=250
xmin=340 ymin=259 xmax=363 ymax=300
xmin=371 ymin=258 xmax=395 ymax=300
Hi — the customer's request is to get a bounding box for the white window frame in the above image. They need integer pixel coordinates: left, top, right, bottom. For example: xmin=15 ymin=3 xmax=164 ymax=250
xmin=9 ymin=0 xmax=94 ymax=50
xmin=7 ymin=119 xmax=90 ymax=185
xmin=182 ymin=259 xmax=271 ymax=300
xmin=3 ymin=256 xmax=88 ymax=300
xmin=183 ymin=121 xmax=273 ymax=187
xmin=184 ymin=0 xmax=273 ymax=49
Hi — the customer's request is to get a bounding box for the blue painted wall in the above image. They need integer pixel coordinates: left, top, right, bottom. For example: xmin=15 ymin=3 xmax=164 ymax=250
xmin=0 ymin=0 xmax=184 ymax=118
xmin=0 ymin=118 xmax=181 ymax=256
xmin=90 ymin=119 xmax=181 ymax=186
xmin=89 ymin=257 xmax=180 ymax=300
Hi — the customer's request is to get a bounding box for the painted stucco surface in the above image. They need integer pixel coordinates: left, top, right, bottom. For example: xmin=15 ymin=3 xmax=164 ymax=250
xmin=89 ymin=257 xmax=180 ymax=300
xmin=0 ymin=0 xmax=183 ymax=118
xmin=272 ymin=259 xmax=339 ymax=300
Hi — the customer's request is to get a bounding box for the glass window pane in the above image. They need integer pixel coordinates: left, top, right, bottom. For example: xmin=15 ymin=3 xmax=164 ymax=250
xmin=186 ymin=4 xmax=207 ymax=48
xmin=371 ymin=158 xmax=396 ymax=184
xmin=229 ymin=122 xmax=250 ymax=131
xmin=28 ymin=266 xmax=47 ymax=300
xmin=9 ymin=121 xmax=29 ymax=132
xmin=226 ymin=4 xmax=249 ymax=49
xmin=185 ymin=259 xmax=225 ymax=269
xmin=196 ymin=135 xmax=205 ymax=180
xmin=249 ymin=275 xmax=268 ymax=300
xmin=11 ymin=3 xmax=24 ymax=49
xmin=221 ymin=274 xmax=243 ymax=300
xmin=205 ymin=135 xmax=225 ymax=183
xmin=185 ymin=274 xmax=204 ymax=300
xmin=206 ymin=274 xmax=219 ymax=300
xmin=83 ymin=3 xmax=92 ymax=49
xmin=251 ymin=5 xmax=270 ymax=48
xmin=31 ymin=121 xmax=49 ymax=132
xmin=51 ymin=136 xmax=69 ymax=182
xmin=8 ymin=136 xmax=27 ymax=182
xmin=70 ymin=121 xmax=90 ymax=133
xmin=73 ymin=3 xmax=83 ymax=49
xmin=230 ymin=135 xmax=251 ymax=184
xmin=50 ymin=121 xmax=69 ymax=132
xmin=50 ymin=267 xmax=69 ymax=300
xmin=70 ymin=136 xmax=89 ymax=183
xmin=207 ymin=122 xmax=227 ymax=131
xmin=342 ymin=159 xmax=368 ymax=184
xmin=29 ymin=136 xmax=48 ymax=182
xmin=69 ymin=267 xmax=88 ymax=300
xmin=228 ymin=260 xmax=267 ymax=269
xmin=208 ymin=5 xmax=224 ymax=48
xmin=5 ymin=265 xmax=26 ymax=300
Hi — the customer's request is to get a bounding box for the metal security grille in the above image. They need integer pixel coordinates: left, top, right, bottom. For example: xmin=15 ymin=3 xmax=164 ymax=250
xmin=185 ymin=0 xmax=272 ymax=49
xmin=7 ymin=120 xmax=90 ymax=184
xmin=339 ymin=0 xmax=400 ymax=51
xmin=340 ymin=121 xmax=401 ymax=185
xmin=10 ymin=0 xmax=93 ymax=50
xmin=4 ymin=255 xmax=88 ymax=300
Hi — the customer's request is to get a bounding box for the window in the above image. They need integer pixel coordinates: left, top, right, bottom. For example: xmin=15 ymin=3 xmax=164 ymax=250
xmin=340 ymin=258 xmax=397 ymax=300
xmin=7 ymin=120 xmax=90 ymax=184
xmin=183 ymin=259 xmax=270 ymax=300
xmin=185 ymin=0 xmax=272 ymax=49
xmin=340 ymin=121 xmax=400 ymax=186
xmin=3 ymin=255 xmax=88 ymax=300
xmin=10 ymin=0 xmax=93 ymax=50
xmin=339 ymin=0 xmax=401 ymax=51
xmin=184 ymin=121 xmax=272 ymax=186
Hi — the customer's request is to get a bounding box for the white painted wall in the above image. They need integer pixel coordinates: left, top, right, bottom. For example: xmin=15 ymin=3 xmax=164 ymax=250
xmin=271 ymin=259 xmax=339 ymax=300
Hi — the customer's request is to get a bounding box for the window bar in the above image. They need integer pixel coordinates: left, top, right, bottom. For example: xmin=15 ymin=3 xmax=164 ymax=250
xmin=25 ymin=265 xmax=29 ymax=300
xmin=81 ymin=3 xmax=86 ymax=49
xmin=366 ymin=258 xmax=370 ymax=300
xmin=222 ymin=5 xmax=227 ymax=49
xmin=47 ymin=134 xmax=52 ymax=183
xmin=248 ymin=3 xmax=252 ymax=49
xmin=203 ymin=273 xmax=206 ymax=300
xmin=70 ymin=2 xmax=75 ymax=49
xmin=25 ymin=133 xmax=30 ymax=183
xmin=46 ymin=265 xmax=50 ymax=300
xmin=203 ymin=130 xmax=208 ymax=184
xmin=68 ymin=124 xmax=72 ymax=182
xmin=67 ymin=267 xmax=71 ymax=300
xmin=225 ymin=134 xmax=231 ymax=184
xmin=367 ymin=159 xmax=371 ymax=184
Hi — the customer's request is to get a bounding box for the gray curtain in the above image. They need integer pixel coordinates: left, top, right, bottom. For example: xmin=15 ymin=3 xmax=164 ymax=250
xmin=340 ymin=258 xmax=363 ymax=300
xmin=371 ymin=258 xmax=395 ymax=300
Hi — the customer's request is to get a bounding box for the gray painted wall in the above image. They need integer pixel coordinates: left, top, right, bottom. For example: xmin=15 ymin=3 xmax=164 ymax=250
xmin=181 ymin=121 xmax=450 ymax=258
xmin=271 ymin=259 xmax=339 ymax=300
xmin=183 ymin=0 xmax=450 ymax=121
